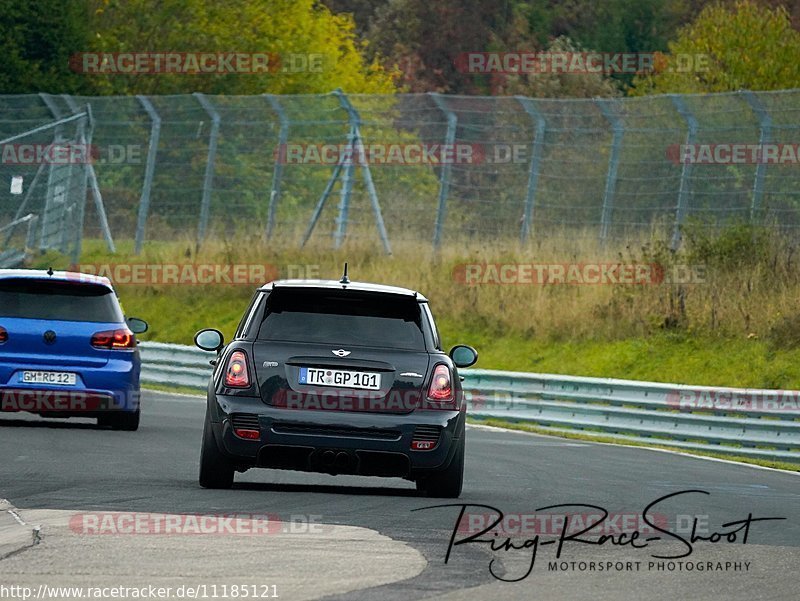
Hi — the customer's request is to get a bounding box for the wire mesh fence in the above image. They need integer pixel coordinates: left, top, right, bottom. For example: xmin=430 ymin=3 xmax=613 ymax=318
xmin=1 ymin=90 xmax=799 ymax=257
xmin=0 ymin=96 xmax=95 ymax=266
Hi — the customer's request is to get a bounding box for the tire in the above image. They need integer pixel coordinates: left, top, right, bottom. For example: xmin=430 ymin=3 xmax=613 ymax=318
xmin=199 ymin=416 xmax=234 ymax=489
xmin=98 ymin=409 xmax=140 ymax=431
xmin=416 ymin=436 xmax=465 ymax=498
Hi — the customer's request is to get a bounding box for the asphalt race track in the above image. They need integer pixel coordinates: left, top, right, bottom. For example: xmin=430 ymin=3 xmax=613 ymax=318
xmin=1 ymin=390 xmax=799 ymax=600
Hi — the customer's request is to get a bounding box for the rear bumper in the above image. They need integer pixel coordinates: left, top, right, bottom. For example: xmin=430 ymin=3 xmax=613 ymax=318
xmin=0 ymin=358 xmax=140 ymax=417
xmin=208 ymin=393 xmax=465 ymax=479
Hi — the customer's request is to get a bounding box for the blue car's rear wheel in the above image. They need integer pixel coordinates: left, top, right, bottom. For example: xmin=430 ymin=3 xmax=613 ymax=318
xmin=98 ymin=409 xmax=140 ymax=431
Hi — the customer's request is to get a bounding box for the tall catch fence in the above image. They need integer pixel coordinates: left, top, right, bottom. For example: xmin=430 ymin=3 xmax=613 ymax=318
xmin=0 ymin=94 xmax=103 ymax=266
xmin=1 ymin=90 xmax=799 ymax=257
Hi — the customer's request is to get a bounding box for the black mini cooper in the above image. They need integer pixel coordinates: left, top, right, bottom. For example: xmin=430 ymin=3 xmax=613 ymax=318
xmin=194 ymin=275 xmax=477 ymax=497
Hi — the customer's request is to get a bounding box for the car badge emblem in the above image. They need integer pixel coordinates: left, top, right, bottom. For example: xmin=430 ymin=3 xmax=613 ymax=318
xmin=332 ymin=349 xmax=351 ymax=357
xmin=262 ymin=361 xmax=279 ymax=368
xmin=401 ymin=372 xmax=423 ymax=378
xmin=43 ymin=330 xmax=57 ymax=344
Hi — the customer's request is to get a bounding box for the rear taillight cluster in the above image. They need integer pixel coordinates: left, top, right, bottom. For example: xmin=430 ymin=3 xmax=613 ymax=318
xmin=225 ymin=350 xmax=250 ymax=388
xmin=0 ymin=325 xmax=7 ymax=344
xmin=426 ymin=364 xmax=456 ymax=408
xmin=91 ymin=328 xmax=136 ymax=350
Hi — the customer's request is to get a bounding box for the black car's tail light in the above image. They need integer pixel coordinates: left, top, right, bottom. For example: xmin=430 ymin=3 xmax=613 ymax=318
xmin=426 ymin=364 xmax=455 ymax=408
xmin=91 ymin=328 xmax=135 ymax=349
xmin=411 ymin=425 xmax=441 ymax=450
xmin=225 ymin=350 xmax=251 ymax=388
xmin=231 ymin=413 xmax=261 ymax=440
xmin=0 ymin=326 xmax=7 ymax=343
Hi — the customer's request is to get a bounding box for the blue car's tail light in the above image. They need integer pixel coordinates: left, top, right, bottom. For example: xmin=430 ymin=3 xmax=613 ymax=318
xmin=0 ymin=325 xmax=6 ymax=344
xmin=91 ymin=328 xmax=136 ymax=350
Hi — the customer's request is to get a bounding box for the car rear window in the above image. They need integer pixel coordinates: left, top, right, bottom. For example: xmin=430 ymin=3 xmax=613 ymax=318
xmin=0 ymin=278 xmax=123 ymax=323
xmin=258 ymin=289 xmax=426 ymax=350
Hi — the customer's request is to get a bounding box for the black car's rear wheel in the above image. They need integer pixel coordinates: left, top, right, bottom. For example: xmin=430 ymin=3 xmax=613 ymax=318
xmin=98 ymin=409 xmax=140 ymax=431
xmin=416 ymin=436 xmax=464 ymax=498
xmin=199 ymin=416 xmax=234 ymax=489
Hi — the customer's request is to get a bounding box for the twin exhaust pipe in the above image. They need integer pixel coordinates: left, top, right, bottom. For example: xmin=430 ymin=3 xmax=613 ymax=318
xmin=320 ymin=450 xmax=350 ymax=469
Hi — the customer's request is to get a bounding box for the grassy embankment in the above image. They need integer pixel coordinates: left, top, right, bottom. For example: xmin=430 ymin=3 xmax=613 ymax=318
xmin=40 ymin=225 xmax=800 ymax=389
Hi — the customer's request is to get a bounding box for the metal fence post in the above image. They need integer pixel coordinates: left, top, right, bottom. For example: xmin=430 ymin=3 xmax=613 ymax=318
xmin=354 ymin=134 xmax=392 ymax=255
xmin=516 ymin=96 xmax=546 ymax=245
xmin=25 ymin=215 xmax=38 ymax=251
xmin=61 ymin=95 xmax=115 ymax=253
xmin=265 ymin=94 xmax=288 ymax=239
xmin=135 ymin=96 xmax=161 ymax=255
xmin=429 ymin=93 xmax=456 ymax=249
xmin=742 ymin=91 xmax=771 ymax=224
xmin=39 ymin=93 xmax=66 ymax=140
xmin=0 ymin=113 xmax=87 ymax=145
xmin=194 ymin=93 xmax=220 ymax=247
xmin=333 ymin=91 xmax=356 ymax=249
xmin=0 ymin=113 xmax=87 ymax=252
xmin=301 ymin=157 xmax=346 ymax=248
xmin=301 ymin=92 xmax=350 ymax=248
xmin=83 ymin=103 xmax=116 ymax=254
xmin=670 ymin=95 xmax=698 ymax=251
xmin=72 ymin=111 xmax=91 ymax=263
xmin=41 ymin=94 xmax=70 ymax=252
xmin=596 ymin=99 xmax=624 ymax=243
xmin=335 ymin=90 xmax=392 ymax=254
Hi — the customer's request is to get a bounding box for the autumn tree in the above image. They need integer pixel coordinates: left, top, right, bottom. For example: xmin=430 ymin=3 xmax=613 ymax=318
xmin=364 ymin=0 xmax=707 ymax=94
xmin=86 ymin=0 xmax=396 ymax=95
xmin=631 ymin=0 xmax=800 ymax=94
xmin=365 ymin=0 xmax=507 ymax=94
xmin=489 ymin=36 xmax=620 ymax=98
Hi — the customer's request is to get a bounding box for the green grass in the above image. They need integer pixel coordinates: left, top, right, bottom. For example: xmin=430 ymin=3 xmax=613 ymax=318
xmin=29 ymin=234 xmax=800 ymax=389
xmin=118 ymin=282 xmax=800 ymax=389
xmin=442 ymin=324 xmax=800 ymax=389
xmin=143 ymin=383 xmax=207 ymax=397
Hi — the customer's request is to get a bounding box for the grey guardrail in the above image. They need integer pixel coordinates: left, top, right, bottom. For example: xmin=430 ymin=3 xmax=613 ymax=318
xmin=139 ymin=341 xmax=800 ymax=463
xmin=140 ymin=341 xmax=217 ymax=390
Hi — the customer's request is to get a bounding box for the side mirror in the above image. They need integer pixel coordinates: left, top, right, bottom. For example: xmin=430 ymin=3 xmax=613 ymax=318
xmin=449 ymin=344 xmax=478 ymax=368
xmin=127 ymin=317 xmax=148 ymax=334
xmin=195 ymin=328 xmax=225 ymax=353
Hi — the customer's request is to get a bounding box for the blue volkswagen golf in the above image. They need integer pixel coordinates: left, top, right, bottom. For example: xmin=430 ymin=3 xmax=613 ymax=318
xmin=0 ymin=269 xmax=148 ymax=430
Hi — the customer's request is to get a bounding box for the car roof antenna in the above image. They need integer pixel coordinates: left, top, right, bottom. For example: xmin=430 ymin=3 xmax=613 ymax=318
xmin=47 ymin=267 xmax=54 ymax=277
xmin=339 ymin=262 xmax=350 ymax=286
